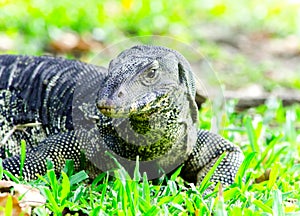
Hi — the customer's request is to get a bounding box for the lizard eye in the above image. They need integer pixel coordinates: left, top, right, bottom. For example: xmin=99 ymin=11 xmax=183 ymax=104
xmin=141 ymin=67 xmax=159 ymax=85
xmin=140 ymin=60 xmax=160 ymax=85
xmin=146 ymin=69 xmax=157 ymax=78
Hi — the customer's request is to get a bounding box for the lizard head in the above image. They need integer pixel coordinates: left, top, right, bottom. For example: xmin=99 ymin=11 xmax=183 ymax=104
xmin=96 ymin=45 xmax=198 ymax=125
xmin=96 ymin=45 xmax=199 ymax=166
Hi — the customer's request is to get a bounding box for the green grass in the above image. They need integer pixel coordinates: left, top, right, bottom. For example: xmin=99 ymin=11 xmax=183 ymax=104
xmin=1 ymin=99 xmax=299 ymax=215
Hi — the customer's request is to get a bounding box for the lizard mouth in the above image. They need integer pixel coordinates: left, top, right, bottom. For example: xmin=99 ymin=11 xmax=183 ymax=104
xmin=97 ymin=92 xmax=170 ymax=118
xmin=98 ymin=107 xmax=112 ymax=115
xmin=97 ymin=106 xmax=129 ymax=118
xmin=96 ymin=99 xmax=134 ymax=118
xmin=97 ymin=102 xmax=162 ymax=118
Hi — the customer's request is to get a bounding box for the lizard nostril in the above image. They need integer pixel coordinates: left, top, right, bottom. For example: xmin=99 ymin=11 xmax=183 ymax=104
xmin=117 ymin=91 xmax=124 ymax=98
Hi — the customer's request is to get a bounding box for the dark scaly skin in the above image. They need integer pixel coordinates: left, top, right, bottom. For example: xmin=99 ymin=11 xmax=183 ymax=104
xmin=0 ymin=46 xmax=243 ymax=185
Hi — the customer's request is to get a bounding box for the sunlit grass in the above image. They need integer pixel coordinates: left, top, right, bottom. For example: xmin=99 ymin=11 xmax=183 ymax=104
xmin=1 ymin=99 xmax=299 ymax=215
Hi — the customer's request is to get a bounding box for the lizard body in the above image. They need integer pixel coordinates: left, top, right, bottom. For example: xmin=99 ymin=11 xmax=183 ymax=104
xmin=0 ymin=45 xmax=243 ymax=184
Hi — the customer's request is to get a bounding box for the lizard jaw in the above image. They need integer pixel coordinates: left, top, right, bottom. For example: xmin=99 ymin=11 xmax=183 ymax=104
xmin=97 ymin=106 xmax=129 ymax=118
xmin=97 ymin=91 xmax=170 ymax=118
xmin=97 ymin=103 xmax=161 ymax=119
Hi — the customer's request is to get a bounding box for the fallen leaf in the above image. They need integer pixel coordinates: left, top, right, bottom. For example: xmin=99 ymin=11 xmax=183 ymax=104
xmin=255 ymin=169 xmax=271 ymax=183
xmin=0 ymin=193 xmax=29 ymax=216
xmin=0 ymin=34 xmax=15 ymax=51
xmin=48 ymin=30 xmax=104 ymax=56
xmin=0 ymin=180 xmax=46 ymax=215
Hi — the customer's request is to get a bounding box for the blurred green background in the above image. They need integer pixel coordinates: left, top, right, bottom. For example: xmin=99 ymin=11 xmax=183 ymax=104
xmin=0 ymin=0 xmax=300 ymax=93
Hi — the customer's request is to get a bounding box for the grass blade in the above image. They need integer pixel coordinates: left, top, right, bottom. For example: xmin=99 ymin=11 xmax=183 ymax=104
xmin=0 ymin=158 xmax=3 ymax=180
xmin=199 ymin=152 xmax=227 ymax=193
xmin=60 ymin=172 xmax=70 ymax=204
xmin=245 ymin=116 xmax=259 ymax=153
xmin=3 ymin=170 xmax=19 ymax=183
xmin=214 ymin=184 xmax=227 ymax=216
xmin=43 ymin=187 xmax=61 ymax=213
xmin=235 ymin=152 xmax=256 ymax=184
xmin=69 ymin=170 xmax=89 ymax=185
xmin=267 ymin=162 xmax=280 ymax=191
xmin=253 ymin=199 xmax=272 ymax=213
xmin=19 ymin=139 xmax=26 ymax=180
xmin=142 ymin=172 xmax=150 ymax=204
xmin=273 ymin=190 xmax=284 ymax=216
xmin=133 ymin=156 xmax=141 ymax=182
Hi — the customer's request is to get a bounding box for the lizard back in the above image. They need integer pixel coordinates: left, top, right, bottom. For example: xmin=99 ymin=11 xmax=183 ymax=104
xmin=0 ymin=55 xmax=106 ymax=157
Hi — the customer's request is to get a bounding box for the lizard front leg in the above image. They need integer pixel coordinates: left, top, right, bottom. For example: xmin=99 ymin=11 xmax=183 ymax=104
xmin=2 ymin=131 xmax=85 ymax=180
xmin=181 ymin=130 xmax=244 ymax=185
